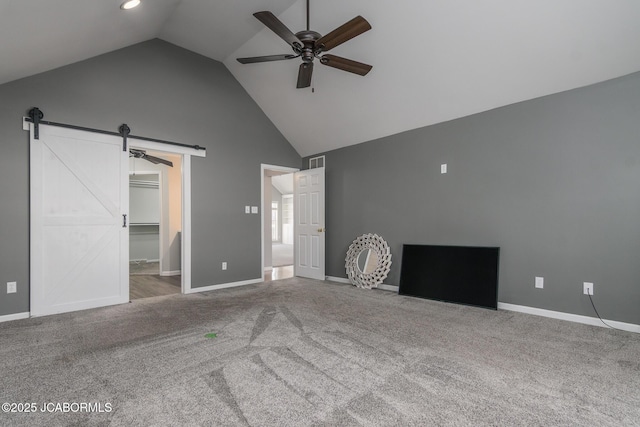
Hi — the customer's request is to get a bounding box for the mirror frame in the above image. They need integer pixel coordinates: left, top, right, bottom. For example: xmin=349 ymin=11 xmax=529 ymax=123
xmin=345 ymin=233 xmax=392 ymax=289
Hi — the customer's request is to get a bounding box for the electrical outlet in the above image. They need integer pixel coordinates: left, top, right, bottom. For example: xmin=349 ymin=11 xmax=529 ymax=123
xmin=583 ymin=282 xmax=594 ymax=295
xmin=222 ymin=262 xmax=227 ymax=270
xmin=251 ymin=206 xmax=258 ymax=214
xmin=535 ymin=277 xmax=544 ymax=289
xmin=7 ymin=281 xmax=17 ymax=294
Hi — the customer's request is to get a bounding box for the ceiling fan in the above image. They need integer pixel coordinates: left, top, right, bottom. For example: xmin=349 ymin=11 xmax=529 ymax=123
xmin=129 ymin=149 xmax=173 ymax=167
xmin=237 ymin=0 xmax=372 ymax=89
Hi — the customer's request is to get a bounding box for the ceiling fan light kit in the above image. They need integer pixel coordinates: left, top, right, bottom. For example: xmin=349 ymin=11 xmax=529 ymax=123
xmin=237 ymin=0 xmax=372 ymax=89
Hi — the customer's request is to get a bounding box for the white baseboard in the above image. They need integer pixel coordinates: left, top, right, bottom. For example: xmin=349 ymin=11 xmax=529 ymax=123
xmin=160 ymin=270 xmax=181 ymax=277
xmin=326 ymin=276 xmax=637 ymax=333
xmin=325 ymin=276 xmax=399 ymax=292
xmin=498 ymin=302 xmax=640 ymax=334
xmin=0 ymin=312 xmax=30 ymax=323
xmin=264 ymin=266 xmax=273 ymax=272
xmin=186 ymin=278 xmax=262 ymax=294
xmin=326 ymin=276 xmax=350 ymax=284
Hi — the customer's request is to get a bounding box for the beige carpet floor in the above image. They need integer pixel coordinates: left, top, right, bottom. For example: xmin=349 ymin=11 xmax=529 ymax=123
xmin=1 ymin=278 xmax=638 ymax=426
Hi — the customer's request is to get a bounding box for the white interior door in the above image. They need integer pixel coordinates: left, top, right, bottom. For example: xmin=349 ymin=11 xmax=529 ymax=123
xmin=294 ymin=167 xmax=325 ymax=280
xmin=30 ymin=123 xmax=129 ymax=316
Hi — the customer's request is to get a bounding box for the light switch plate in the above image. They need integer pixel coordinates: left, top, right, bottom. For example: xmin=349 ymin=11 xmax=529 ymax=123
xmin=535 ymin=277 xmax=544 ymax=289
xmin=245 ymin=206 xmax=250 ymax=214
xmin=251 ymin=206 xmax=258 ymax=214
xmin=441 ymin=164 xmax=447 ymax=174
xmin=7 ymin=281 xmax=17 ymax=293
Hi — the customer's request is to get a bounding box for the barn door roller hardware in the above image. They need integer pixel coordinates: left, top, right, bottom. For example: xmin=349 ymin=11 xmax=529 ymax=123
xmin=24 ymin=107 xmax=207 ymax=152
xmin=28 ymin=107 xmax=44 ymax=140
xmin=119 ymin=124 xmax=130 ymax=152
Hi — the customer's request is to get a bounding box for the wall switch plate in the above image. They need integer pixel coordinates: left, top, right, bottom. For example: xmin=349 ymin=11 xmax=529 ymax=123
xmin=251 ymin=206 xmax=258 ymax=214
xmin=7 ymin=281 xmax=17 ymax=294
xmin=535 ymin=276 xmax=544 ymax=289
xmin=583 ymin=282 xmax=594 ymax=295
xmin=222 ymin=262 xmax=227 ymax=270
xmin=441 ymin=164 xmax=447 ymax=174
xmin=245 ymin=206 xmax=250 ymax=214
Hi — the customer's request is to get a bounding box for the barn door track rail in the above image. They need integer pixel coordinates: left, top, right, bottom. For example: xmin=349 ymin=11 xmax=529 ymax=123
xmin=26 ymin=107 xmax=206 ymax=152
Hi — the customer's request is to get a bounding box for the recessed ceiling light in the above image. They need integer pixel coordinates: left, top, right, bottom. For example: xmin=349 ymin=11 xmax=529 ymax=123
xmin=120 ymin=0 xmax=141 ymax=10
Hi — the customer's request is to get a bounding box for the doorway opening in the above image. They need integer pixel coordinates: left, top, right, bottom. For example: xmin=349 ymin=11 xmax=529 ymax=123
xmin=262 ymin=165 xmax=298 ymax=281
xmin=129 ymin=150 xmax=182 ymax=299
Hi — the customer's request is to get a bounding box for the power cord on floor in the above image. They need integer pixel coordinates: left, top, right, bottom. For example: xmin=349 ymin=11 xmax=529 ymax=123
xmin=587 ymin=293 xmax=625 ymax=332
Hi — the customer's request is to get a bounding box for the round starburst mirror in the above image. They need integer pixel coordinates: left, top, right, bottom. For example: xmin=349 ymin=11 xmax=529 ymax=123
xmin=345 ymin=234 xmax=392 ymax=289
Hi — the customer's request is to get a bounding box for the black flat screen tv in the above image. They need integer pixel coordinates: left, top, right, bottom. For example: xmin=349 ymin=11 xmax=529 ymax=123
xmin=399 ymin=244 xmax=500 ymax=310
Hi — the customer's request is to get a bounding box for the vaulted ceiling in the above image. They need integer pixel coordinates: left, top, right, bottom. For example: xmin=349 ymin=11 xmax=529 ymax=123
xmin=2 ymin=0 xmax=640 ymax=157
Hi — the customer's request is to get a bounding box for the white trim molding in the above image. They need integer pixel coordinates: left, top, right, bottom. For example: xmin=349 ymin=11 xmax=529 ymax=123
xmin=181 ymin=155 xmax=192 ymax=295
xmin=185 ymin=278 xmax=262 ymax=294
xmin=326 ymin=276 xmax=399 ymax=292
xmin=260 ymin=164 xmax=299 ymax=282
xmin=160 ymin=270 xmax=181 ymax=277
xmin=325 ymin=275 xmax=639 ymax=333
xmin=326 ymin=276 xmax=350 ymax=284
xmin=0 ymin=312 xmax=30 ymax=323
xmin=498 ymin=302 xmax=640 ymax=334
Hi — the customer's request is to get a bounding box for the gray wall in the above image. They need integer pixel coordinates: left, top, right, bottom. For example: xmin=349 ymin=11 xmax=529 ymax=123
xmin=305 ymin=72 xmax=640 ymax=325
xmin=0 ymin=39 xmax=300 ymax=316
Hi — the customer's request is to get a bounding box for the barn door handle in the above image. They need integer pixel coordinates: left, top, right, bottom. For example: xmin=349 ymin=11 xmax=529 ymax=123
xmin=122 ymin=214 xmax=127 ymax=228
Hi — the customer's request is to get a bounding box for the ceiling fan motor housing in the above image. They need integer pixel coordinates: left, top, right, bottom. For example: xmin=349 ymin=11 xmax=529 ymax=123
xmin=295 ymin=30 xmax=321 ymax=62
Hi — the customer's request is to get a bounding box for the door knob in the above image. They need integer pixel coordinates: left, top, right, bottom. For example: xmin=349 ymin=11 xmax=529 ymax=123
xmin=317 ymin=228 xmax=325 ymax=232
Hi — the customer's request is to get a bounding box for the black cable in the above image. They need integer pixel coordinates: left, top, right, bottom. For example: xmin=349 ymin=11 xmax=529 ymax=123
xmin=587 ymin=294 xmax=626 ymax=332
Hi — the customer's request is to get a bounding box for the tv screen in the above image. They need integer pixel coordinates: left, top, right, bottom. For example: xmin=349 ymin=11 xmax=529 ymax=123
xmin=399 ymin=244 xmax=500 ymax=310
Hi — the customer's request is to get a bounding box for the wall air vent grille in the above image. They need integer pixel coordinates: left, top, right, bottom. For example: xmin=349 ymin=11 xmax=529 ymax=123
xmin=309 ymin=155 xmax=325 ymax=169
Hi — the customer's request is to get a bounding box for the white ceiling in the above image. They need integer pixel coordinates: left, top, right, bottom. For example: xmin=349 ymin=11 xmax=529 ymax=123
xmin=2 ymin=0 xmax=640 ymax=157
xmin=272 ymin=174 xmax=294 ymax=195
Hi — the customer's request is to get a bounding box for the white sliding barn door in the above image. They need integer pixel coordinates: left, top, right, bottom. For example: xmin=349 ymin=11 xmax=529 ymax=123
xmin=30 ymin=124 xmax=129 ymax=316
xmin=294 ymin=167 xmax=325 ymax=280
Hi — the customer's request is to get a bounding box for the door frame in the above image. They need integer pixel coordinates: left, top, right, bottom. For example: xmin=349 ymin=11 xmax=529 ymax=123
xmin=27 ymin=117 xmax=206 ymax=314
xmin=129 ymin=139 xmax=204 ymax=294
xmin=261 ymin=164 xmax=299 ymax=281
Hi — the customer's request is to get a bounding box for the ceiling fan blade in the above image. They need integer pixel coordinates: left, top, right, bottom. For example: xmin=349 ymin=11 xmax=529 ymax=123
xmin=143 ymin=154 xmax=173 ymax=167
xmin=296 ymin=62 xmax=313 ymax=88
xmin=254 ymin=11 xmax=303 ymax=50
xmin=315 ymin=16 xmax=371 ymax=52
xmin=320 ymin=54 xmax=372 ymax=76
xmin=237 ymin=54 xmax=299 ymax=64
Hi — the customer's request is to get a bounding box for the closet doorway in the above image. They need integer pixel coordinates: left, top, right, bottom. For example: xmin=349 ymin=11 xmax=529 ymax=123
xmin=129 ymin=150 xmax=182 ymax=299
